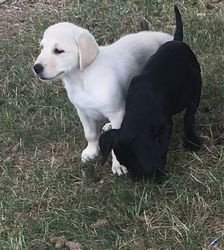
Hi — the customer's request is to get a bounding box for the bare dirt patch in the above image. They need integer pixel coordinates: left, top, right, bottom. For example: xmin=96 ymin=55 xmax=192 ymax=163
xmin=0 ymin=0 xmax=73 ymax=41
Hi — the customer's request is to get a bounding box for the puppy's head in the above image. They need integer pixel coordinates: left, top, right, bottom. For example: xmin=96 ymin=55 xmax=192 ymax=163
xmin=99 ymin=124 xmax=171 ymax=180
xmin=128 ymin=133 xmax=167 ymax=179
xmin=33 ymin=22 xmax=99 ymax=81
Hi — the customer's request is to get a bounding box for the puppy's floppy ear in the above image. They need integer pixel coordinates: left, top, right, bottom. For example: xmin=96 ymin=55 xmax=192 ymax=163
xmin=76 ymin=31 xmax=99 ymax=71
xmin=99 ymin=129 xmax=118 ymax=165
xmin=130 ymin=135 xmax=161 ymax=176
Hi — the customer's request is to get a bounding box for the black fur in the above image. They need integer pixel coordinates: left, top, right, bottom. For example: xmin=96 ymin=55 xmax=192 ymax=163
xmin=174 ymin=5 xmax=183 ymax=41
xmin=99 ymin=6 xmax=202 ymax=180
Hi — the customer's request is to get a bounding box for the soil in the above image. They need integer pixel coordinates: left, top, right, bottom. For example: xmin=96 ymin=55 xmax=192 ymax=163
xmin=0 ymin=0 xmax=73 ymax=42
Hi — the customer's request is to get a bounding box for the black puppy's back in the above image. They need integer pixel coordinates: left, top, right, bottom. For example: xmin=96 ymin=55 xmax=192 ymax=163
xmin=137 ymin=41 xmax=202 ymax=116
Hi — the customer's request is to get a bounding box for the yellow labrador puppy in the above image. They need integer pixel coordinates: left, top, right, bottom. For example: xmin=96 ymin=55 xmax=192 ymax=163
xmin=33 ymin=22 xmax=172 ymax=175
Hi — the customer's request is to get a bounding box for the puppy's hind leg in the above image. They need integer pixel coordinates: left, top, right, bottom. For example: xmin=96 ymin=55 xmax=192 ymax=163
xmin=183 ymin=96 xmax=201 ymax=151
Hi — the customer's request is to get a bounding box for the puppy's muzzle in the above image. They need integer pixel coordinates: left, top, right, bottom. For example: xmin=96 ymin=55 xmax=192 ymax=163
xmin=33 ymin=63 xmax=44 ymax=75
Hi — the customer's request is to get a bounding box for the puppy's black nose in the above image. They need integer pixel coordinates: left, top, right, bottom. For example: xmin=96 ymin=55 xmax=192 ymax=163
xmin=33 ymin=64 xmax=44 ymax=74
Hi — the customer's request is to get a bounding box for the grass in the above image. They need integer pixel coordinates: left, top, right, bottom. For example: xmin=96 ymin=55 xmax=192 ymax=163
xmin=0 ymin=0 xmax=224 ymax=249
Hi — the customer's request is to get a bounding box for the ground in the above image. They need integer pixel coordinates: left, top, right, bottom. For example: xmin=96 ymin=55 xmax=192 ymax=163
xmin=0 ymin=0 xmax=224 ymax=249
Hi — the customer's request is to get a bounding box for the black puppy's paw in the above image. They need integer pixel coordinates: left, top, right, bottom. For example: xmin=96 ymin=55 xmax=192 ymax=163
xmin=183 ymin=136 xmax=202 ymax=151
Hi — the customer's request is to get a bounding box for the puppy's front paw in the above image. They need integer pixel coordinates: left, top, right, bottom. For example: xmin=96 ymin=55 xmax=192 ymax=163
xmin=101 ymin=122 xmax=112 ymax=132
xmin=81 ymin=145 xmax=99 ymax=163
xmin=112 ymin=163 xmax=128 ymax=176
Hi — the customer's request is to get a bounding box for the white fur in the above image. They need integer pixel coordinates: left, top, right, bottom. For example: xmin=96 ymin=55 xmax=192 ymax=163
xmin=34 ymin=22 xmax=172 ymax=175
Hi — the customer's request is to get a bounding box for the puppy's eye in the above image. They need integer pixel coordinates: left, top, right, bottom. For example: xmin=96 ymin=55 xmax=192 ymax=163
xmin=54 ymin=48 xmax=65 ymax=54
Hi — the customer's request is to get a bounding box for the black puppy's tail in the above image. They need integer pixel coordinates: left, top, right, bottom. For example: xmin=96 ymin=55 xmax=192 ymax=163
xmin=174 ymin=5 xmax=183 ymax=41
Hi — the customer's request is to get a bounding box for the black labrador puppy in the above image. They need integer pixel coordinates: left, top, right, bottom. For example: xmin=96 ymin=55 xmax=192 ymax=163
xmin=99 ymin=6 xmax=202 ymax=180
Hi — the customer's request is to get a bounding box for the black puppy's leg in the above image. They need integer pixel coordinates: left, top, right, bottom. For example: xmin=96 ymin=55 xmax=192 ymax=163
xmin=157 ymin=119 xmax=173 ymax=177
xmin=183 ymin=100 xmax=201 ymax=151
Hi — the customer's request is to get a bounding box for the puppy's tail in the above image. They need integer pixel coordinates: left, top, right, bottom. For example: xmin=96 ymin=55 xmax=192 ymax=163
xmin=174 ymin=5 xmax=183 ymax=41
